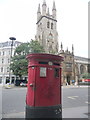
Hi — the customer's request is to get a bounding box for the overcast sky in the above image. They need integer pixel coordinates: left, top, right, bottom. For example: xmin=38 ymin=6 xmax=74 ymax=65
xmin=0 ymin=0 xmax=89 ymax=58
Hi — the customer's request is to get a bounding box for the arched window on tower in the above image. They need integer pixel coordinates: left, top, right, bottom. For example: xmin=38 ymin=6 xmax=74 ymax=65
xmin=80 ymin=65 xmax=85 ymax=74
xmin=47 ymin=22 xmax=50 ymax=28
xmin=51 ymin=23 xmax=53 ymax=29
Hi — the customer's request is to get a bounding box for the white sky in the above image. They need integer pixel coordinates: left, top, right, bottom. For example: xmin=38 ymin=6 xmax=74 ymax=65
xmin=0 ymin=0 xmax=89 ymax=58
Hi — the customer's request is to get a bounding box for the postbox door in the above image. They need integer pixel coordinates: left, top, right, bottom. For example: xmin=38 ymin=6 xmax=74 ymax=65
xmin=27 ymin=66 xmax=36 ymax=106
xmin=35 ymin=66 xmax=61 ymax=107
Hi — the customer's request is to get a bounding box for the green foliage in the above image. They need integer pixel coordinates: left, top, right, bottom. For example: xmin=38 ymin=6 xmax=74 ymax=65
xmin=29 ymin=40 xmax=45 ymax=53
xmin=82 ymin=73 xmax=90 ymax=79
xmin=10 ymin=40 xmax=45 ymax=78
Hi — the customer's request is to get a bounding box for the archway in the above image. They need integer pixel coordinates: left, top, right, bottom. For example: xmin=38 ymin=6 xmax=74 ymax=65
xmin=66 ymin=75 xmax=71 ymax=85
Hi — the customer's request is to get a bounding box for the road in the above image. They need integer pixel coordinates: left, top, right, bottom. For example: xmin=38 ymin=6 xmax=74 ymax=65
xmin=1 ymin=86 xmax=89 ymax=118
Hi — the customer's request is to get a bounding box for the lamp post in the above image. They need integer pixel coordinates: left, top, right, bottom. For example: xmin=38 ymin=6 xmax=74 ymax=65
xmin=9 ymin=37 xmax=16 ymax=84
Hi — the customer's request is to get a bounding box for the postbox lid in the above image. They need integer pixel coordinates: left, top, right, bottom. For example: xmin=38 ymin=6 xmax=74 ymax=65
xmin=26 ymin=53 xmax=64 ymax=62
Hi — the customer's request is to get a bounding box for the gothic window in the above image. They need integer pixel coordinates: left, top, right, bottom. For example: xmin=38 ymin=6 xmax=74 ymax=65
xmin=88 ymin=64 xmax=90 ymax=73
xmin=51 ymin=23 xmax=53 ymax=29
xmin=66 ymin=63 xmax=72 ymax=68
xmin=48 ymin=33 xmax=53 ymax=40
xmin=39 ymin=35 xmax=40 ymax=39
xmin=47 ymin=21 xmax=50 ymax=28
xmin=80 ymin=65 xmax=85 ymax=74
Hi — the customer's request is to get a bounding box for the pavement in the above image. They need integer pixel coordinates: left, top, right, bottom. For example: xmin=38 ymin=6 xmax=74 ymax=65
xmin=2 ymin=106 xmax=88 ymax=118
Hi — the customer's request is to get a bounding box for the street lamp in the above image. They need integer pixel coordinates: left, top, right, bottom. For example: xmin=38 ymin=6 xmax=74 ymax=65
xmin=9 ymin=37 xmax=16 ymax=84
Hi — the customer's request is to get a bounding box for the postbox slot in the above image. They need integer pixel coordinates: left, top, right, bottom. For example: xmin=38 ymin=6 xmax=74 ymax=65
xmin=39 ymin=61 xmax=48 ymax=64
xmin=53 ymin=63 xmax=60 ymax=66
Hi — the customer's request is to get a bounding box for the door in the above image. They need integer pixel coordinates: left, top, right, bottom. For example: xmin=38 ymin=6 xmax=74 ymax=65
xmin=35 ymin=66 xmax=61 ymax=107
xmin=67 ymin=75 xmax=70 ymax=85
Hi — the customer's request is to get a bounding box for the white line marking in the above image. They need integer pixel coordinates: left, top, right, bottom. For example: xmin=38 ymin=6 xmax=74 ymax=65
xmin=68 ymin=96 xmax=79 ymax=100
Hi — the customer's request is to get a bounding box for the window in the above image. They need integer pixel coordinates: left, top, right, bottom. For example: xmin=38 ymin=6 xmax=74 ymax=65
xmin=9 ymin=51 xmax=10 ymax=55
xmin=40 ymin=67 xmax=47 ymax=77
xmin=47 ymin=22 xmax=50 ymax=28
xmin=6 ymin=77 xmax=10 ymax=84
xmin=0 ymin=52 xmax=1 ymax=56
xmin=7 ymin=67 xmax=9 ymax=72
xmin=54 ymin=68 xmax=59 ymax=78
xmin=1 ymin=67 xmax=3 ymax=72
xmin=3 ymin=51 xmax=4 ymax=55
xmin=0 ymin=77 xmax=2 ymax=84
xmin=8 ymin=58 xmax=10 ymax=63
xmin=51 ymin=23 xmax=53 ymax=29
xmin=2 ymin=59 xmax=4 ymax=63
xmin=66 ymin=63 xmax=72 ymax=68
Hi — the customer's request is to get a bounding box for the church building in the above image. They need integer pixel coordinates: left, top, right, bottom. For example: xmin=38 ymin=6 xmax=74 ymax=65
xmin=35 ymin=0 xmax=58 ymax=54
xmin=35 ymin=0 xmax=90 ymax=85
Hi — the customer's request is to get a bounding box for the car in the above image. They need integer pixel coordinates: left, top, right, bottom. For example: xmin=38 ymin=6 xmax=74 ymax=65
xmin=20 ymin=82 xmax=27 ymax=87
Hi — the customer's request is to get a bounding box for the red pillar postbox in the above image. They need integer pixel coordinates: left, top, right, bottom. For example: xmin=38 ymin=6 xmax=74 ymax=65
xmin=25 ymin=53 xmax=63 ymax=119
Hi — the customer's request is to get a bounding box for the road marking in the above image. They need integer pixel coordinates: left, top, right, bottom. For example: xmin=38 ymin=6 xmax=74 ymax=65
xmin=68 ymin=96 xmax=79 ymax=100
xmin=85 ymin=101 xmax=90 ymax=104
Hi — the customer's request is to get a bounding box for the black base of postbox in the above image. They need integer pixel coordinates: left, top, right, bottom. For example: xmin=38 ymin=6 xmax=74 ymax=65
xmin=25 ymin=104 xmax=62 ymax=119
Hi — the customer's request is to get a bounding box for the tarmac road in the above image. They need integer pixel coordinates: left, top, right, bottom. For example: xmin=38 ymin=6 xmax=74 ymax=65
xmin=1 ymin=85 xmax=89 ymax=118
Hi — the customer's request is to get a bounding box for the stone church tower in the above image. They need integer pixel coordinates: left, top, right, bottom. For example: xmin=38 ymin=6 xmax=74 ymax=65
xmin=35 ymin=0 xmax=58 ymax=54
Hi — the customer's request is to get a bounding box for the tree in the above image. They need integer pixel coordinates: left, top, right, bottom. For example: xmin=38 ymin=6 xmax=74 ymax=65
xmin=10 ymin=42 xmax=29 ymax=79
xmin=10 ymin=40 xmax=45 ymax=79
xmin=29 ymin=40 xmax=45 ymax=53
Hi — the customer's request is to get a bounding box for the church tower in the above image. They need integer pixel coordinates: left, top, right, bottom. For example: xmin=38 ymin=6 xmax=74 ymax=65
xmin=36 ymin=0 xmax=58 ymax=54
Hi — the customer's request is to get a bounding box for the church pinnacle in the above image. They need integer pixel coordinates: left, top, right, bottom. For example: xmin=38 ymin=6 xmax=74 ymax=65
xmin=42 ymin=0 xmax=46 ymax=6
xmin=37 ymin=4 xmax=41 ymax=13
xmin=52 ymin=1 xmax=56 ymax=10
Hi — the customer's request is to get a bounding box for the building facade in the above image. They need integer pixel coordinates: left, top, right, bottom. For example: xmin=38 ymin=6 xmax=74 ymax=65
xmin=35 ymin=0 xmax=90 ymax=85
xmin=58 ymin=43 xmax=90 ymax=85
xmin=0 ymin=0 xmax=89 ymax=86
xmin=0 ymin=41 xmax=22 ymax=85
xmin=35 ymin=1 xmax=58 ymax=54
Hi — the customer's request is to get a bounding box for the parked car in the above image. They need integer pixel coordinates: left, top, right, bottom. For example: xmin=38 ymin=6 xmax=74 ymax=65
xmin=79 ymin=79 xmax=90 ymax=85
xmin=20 ymin=82 xmax=27 ymax=87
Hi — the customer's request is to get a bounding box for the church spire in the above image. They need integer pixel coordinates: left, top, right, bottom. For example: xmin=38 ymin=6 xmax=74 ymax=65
xmin=43 ymin=0 xmax=46 ymax=6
